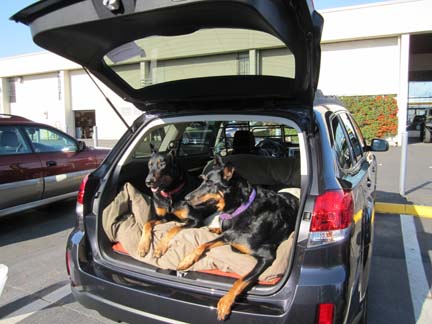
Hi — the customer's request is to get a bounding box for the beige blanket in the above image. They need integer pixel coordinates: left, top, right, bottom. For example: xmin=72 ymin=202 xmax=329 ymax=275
xmin=103 ymin=182 xmax=294 ymax=282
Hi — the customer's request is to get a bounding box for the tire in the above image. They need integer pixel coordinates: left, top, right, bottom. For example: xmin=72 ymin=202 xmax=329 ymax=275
xmin=423 ymin=128 xmax=431 ymax=143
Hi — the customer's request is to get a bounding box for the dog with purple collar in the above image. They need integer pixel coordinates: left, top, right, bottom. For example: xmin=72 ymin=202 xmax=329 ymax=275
xmin=178 ymin=154 xmax=299 ymax=321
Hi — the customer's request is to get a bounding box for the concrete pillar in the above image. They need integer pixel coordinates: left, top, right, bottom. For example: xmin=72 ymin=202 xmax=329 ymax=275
xmin=249 ymin=49 xmax=259 ymax=75
xmin=398 ymin=34 xmax=410 ymax=196
xmin=0 ymin=78 xmax=11 ymax=114
xmin=140 ymin=61 xmax=147 ymax=87
xmin=59 ymin=70 xmax=74 ymax=137
xmin=397 ymin=34 xmax=410 ymax=144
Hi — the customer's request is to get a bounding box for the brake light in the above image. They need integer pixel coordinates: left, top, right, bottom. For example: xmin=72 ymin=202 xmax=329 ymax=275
xmin=76 ymin=174 xmax=89 ymax=231
xmin=317 ymin=303 xmax=334 ymax=324
xmin=77 ymin=174 xmax=89 ymax=205
xmin=310 ymin=190 xmax=353 ymax=231
xmin=308 ymin=190 xmax=353 ymax=247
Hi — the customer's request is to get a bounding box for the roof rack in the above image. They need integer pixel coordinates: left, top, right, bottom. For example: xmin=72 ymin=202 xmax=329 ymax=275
xmin=0 ymin=114 xmax=31 ymax=121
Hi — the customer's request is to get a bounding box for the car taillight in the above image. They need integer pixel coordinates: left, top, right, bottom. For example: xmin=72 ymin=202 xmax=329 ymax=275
xmin=77 ymin=174 xmax=88 ymax=205
xmin=76 ymin=174 xmax=89 ymax=230
xmin=308 ymin=190 xmax=353 ymax=247
xmin=317 ymin=303 xmax=334 ymax=324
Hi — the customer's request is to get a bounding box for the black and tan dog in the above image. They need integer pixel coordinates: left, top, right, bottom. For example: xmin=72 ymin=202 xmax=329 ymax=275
xmin=177 ymin=155 xmax=299 ymax=321
xmin=138 ymin=145 xmax=216 ymax=258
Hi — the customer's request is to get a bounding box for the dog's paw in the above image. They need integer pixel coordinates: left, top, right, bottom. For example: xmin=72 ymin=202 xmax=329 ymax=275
xmin=153 ymin=243 xmax=168 ymax=259
xmin=209 ymin=227 xmax=222 ymax=235
xmin=137 ymin=239 xmax=151 ymax=257
xmin=217 ymin=294 xmax=234 ymax=321
xmin=176 ymin=253 xmax=197 ymax=271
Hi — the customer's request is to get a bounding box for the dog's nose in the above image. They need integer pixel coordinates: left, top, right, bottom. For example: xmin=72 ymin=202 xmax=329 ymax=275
xmin=145 ymin=177 xmax=153 ymax=187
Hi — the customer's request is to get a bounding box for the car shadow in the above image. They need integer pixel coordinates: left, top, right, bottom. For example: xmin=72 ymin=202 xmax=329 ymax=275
xmin=0 ymin=199 xmax=75 ymax=247
xmin=368 ymin=213 xmax=416 ymax=323
xmin=412 ymin=216 xmax=432 ymax=322
xmin=375 ymin=190 xmax=413 ymax=205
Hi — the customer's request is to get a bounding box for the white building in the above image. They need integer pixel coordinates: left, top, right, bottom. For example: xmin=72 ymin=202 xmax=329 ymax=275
xmin=1 ymin=0 xmax=431 ymax=147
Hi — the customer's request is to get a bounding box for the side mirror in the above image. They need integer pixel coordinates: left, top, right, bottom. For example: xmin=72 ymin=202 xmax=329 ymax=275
xmin=367 ymin=139 xmax=389 ymax=152
xmin=77 ymin=140 xmax=86 ymax=152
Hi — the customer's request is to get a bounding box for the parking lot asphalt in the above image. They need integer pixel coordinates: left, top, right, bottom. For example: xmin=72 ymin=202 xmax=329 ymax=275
xmin=369 ymin=213 xmax=432 ymax=324
xmin=374 ymin=142 xmax=432 ymax=216
xmin=371 ymin=142 xmax=432 ymax=324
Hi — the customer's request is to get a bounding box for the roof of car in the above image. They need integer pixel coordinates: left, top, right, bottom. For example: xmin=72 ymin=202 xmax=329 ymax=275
xmin=0 ymin=114 xmax=33 ymax=123
xmin=313 ymin=91 xmax=348 ymax=114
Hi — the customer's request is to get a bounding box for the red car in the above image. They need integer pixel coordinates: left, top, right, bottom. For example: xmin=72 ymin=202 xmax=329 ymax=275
xmin=0 ymin=114 xmax=109 ymax=217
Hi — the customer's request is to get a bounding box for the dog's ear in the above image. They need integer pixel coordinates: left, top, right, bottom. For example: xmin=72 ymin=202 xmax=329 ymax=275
xmin=150 ymin=143 xmax=158 ymax=154
xmin=214 ymin=154 xmax=224 ymax=167
xmin=223 ymin=161 xmax=235 ymax=181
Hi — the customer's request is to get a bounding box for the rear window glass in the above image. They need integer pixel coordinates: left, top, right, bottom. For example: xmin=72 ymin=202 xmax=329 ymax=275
xmin=103 ymin=28 xmax=295 ymax=89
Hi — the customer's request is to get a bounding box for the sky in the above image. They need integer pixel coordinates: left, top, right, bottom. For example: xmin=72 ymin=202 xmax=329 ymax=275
xmin=0 ymin=0 xmax=393 ymax=58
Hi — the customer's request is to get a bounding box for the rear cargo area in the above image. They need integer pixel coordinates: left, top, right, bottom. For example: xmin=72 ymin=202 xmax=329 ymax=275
xmin=94 ymin=115 xmax=305 ymax=292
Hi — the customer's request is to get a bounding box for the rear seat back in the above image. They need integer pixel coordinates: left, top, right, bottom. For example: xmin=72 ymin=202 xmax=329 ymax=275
xmin=204 ymin=154 xmax=300 ymax=188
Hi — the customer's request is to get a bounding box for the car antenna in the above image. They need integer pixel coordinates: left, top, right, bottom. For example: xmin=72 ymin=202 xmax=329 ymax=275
xmin=83 ymin=66 xmax=133 ymax=133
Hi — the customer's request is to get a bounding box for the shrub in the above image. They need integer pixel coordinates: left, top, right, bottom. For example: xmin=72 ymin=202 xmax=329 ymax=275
xmin=339 ymin=95 xmax=398 ymax=141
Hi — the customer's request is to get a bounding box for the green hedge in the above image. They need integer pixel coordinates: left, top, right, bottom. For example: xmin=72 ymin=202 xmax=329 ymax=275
xmin=339 ymin=95 xmax=398 ymax=141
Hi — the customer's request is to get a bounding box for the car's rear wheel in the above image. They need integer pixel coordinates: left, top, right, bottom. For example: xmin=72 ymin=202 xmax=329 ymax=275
xmin=423 ymin=128 xmax=431 ymax=143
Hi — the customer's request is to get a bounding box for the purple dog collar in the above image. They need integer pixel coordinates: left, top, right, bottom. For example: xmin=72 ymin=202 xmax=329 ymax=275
xmin=220 ymin=188 xmax=256 ymax=221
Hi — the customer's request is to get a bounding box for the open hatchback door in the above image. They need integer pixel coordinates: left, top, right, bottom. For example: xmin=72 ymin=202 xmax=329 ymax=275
xmin=12 ymin=0 xmax=323 ymax=111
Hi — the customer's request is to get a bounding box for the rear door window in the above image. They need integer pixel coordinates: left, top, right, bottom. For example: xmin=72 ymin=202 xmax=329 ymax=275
xmin=339 ymin=113 xmax=363 ymax=162
xmin=0 ymin=126 xmax=31 ymax=155
xmin=24 ymin=126 xmax=77 ymax=153
xmin=331 ymin=115 xmax=355 ymax=170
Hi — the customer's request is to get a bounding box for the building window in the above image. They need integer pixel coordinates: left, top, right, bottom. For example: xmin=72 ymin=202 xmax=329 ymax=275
xmin=237 ymin=52 xmax=249 ymax=75
xmin=74 ymin=110 xmax=96 ymax=139
xmin=8 ymin=78 xmax=17 ymax=103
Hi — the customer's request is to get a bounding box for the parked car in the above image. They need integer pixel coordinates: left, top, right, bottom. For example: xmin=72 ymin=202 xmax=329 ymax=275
xmin=407 ymin=109 xmax=432 ymax=142
xmin=424 ymin=115 xmax=432 ymax=143
xmin=14 ymin=0 xmax=389 ymax=323
xmin=0 ymin=114 xmax=109 ymax=217
xmin=406 ymin=114 xmax=426 ymax=139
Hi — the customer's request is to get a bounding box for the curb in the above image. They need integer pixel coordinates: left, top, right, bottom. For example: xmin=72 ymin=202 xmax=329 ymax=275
xmin=375 ymin=202 xmax=432 ymax=218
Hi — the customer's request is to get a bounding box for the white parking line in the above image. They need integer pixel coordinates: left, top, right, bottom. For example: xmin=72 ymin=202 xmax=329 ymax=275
xmin=0 ymin=284 xmax=71 ymax=324
xmin=400 ymin=215 xmax=432 ymax=323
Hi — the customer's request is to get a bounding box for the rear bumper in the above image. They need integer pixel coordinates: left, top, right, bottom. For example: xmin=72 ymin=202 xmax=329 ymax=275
xmin=67 ymin=228 xmax=357 ymax=324
xmin=71 ymin=287 xmax=190 ymax=324
xmin=70 ymin=260 xmax=291 ymax=324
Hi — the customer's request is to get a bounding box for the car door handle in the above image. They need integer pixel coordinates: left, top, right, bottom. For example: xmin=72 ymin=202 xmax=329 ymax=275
xmin=46 ymin=160 xmax=57 ymax=167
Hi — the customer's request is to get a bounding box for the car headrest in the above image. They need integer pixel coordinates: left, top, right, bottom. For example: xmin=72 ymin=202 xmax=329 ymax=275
xmin=232 ymin=130 xmax=255 ymax=154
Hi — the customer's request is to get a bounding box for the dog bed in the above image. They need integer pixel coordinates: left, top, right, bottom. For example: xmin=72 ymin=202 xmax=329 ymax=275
xmin=103 ymin=182 xmax=295 ymax=285
xmin=111 ymin=222 xmax=294 ymax=284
